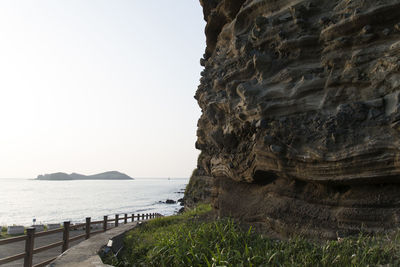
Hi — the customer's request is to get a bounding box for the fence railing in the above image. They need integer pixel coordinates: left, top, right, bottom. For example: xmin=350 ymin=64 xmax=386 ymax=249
xmin=0 ymin=212 xmax=162 ymax=267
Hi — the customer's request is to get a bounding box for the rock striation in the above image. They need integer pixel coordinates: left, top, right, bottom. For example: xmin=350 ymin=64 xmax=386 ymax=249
xmin=195 ymin=0 xmax=400 ymax=239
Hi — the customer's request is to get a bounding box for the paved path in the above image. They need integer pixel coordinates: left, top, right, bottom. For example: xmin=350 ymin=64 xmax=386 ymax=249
xmin=0 ymin=230 xmax=85 ymax=267
xmin=51 ymin=222 xmax=139 ymax=267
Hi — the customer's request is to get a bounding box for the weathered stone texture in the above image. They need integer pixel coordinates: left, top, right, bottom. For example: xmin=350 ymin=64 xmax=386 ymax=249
xmin=196 ymin=0 xmax=400 ymax=239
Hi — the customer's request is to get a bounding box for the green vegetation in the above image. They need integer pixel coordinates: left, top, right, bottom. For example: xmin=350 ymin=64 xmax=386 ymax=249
xmin=0 ymin=226 xmax=9 ymax=239
xmin=104 ymin=204 xmax=400 ymax=266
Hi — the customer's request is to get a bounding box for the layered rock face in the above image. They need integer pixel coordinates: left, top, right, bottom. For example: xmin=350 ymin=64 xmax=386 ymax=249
xmin=196 ymin=0 xmax=400 ymax=239
xmin=184 ymin=170 xmax=213 ymax=209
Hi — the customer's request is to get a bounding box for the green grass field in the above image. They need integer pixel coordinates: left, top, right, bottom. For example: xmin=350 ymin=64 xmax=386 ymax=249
xmin=103 ymin=204 xmax=400 ymax=266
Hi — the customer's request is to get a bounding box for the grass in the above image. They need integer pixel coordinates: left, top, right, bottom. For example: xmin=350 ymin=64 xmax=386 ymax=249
xmin=103 ymin=204 xmax=400 ymax=266
xmin=0 ymin=226 xmax=10 ymax=239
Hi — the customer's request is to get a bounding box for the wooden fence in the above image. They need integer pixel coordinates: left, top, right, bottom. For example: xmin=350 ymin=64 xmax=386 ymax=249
xmin=0 ymin=212 xmax=161 ymax=267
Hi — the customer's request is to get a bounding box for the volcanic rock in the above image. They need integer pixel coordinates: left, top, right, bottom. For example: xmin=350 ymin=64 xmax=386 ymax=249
xmin=195 ymin=0 xmax=400 ymax=239
xmin=184 ymin=167 xmax=213 ymax=209
xmin=165 ymin=199 xmax=176 ymax=204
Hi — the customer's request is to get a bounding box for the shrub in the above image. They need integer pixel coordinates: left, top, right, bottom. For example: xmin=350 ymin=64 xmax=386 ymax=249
xmin=104 ymin=205 xmax=400 ymax=266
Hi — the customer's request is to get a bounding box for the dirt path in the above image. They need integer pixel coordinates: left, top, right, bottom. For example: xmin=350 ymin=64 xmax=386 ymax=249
xmin=0 ymin=230 xmax=86 ymax=267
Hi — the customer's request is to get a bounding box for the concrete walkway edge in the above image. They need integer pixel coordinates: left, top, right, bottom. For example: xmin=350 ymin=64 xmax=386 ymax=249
xmin=49 ymin=222 xmax=139 ymax=267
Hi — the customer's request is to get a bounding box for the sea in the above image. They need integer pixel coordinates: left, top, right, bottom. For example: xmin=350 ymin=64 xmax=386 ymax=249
xmin=0 ymin=178 xmax=188 ymax=226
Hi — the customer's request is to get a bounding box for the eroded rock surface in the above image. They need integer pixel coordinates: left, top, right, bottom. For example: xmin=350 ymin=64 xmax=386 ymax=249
xmin=196 ymin=0 xmax=400 ymax=239
xmin=184 ymin=166 xmax=213 ymax=209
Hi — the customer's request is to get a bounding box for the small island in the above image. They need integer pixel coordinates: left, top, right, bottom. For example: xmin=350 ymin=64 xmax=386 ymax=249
xmin=36 ymin=171 xmax=133 ymax=180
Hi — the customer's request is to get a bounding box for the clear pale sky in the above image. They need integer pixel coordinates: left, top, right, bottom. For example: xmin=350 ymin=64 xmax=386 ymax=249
xmin=0 ymin=1 xmax=205 ymax=178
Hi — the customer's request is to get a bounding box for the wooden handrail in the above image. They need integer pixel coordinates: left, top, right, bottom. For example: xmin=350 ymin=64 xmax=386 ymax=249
xmin=24 ymin=228 xmax=35 ymax=267
xmin=0 ymin=210 xmax=161 ymax=267
xmin=0 ymin=235 xmax=27 ymax=245
xmin=32 ymin=256 xmax=57 ymax=267
xmin=85 ymin=218 xmax=91 ymax=240
xmin=69 ymin=233 xmax=86 ymax=243
xmin=70 ymin=223 xmax=86 ymax=230
xmin=62 ymin=221 xmax=70 ymax=253
xmin=34 ymin=228 xmax=64 ymax=237
xmin=0 ymin=252 xmax=26 ymax=265
xmin=33 ymin=241 xmax=63 ymax=255
xmin=103 ymin=216 xmax=108 ymax=232
xmin=91 ymin=229 xmax=104 ymax=236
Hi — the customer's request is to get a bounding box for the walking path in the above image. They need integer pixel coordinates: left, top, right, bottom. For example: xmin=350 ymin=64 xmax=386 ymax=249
xmin=0 ymin=230 xmax=85 ymax=267
xmin=50 ymin=222 xmax=139 ymax=267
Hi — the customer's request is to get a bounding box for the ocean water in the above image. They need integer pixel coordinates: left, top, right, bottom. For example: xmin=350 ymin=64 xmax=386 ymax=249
xmin=0 ymin=178 xmax=188 ymax=226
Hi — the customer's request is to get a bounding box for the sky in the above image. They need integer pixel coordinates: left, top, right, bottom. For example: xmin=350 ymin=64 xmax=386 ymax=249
xmin=0 ymin=1 xmax=206 ymax=178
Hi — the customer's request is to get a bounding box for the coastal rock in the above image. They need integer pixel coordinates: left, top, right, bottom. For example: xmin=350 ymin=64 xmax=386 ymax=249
xmin=177 ymin=198 xmax=185 ymax=206
xmin=165 ymin=199 xmax=176 ymax=204
xmin=184 ymin=168 xmax=213 ymax=209
xmin=196 ymin=0 xmax=400 ymax=238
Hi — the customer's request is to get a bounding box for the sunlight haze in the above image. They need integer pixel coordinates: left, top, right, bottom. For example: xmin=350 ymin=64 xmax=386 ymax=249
xmin=0 ymin=1 xmax=205 ymax=178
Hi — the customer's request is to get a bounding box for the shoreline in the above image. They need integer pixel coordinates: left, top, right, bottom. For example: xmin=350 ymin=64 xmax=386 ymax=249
xmin=0 ymin=178 xmax=187 ymax=226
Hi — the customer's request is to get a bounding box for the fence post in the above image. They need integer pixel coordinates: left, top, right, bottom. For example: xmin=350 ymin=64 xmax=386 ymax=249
xmin=115 ymin=214 xmax=119 ymax=227
xmin=24 ymin=227 xmax=35 ymax=267
xmin=146 ymin=214 xmax=148 ymax=220
xmin=132 ymin=214 xmax=134 ymax=222
xmin=85 ymin=217 xmax=91 ymax=239
xmin=137 ymin=214 xmax=140 ymax=221
xmin=103 ymin=216 xmax=108 ymax=232
xmin=62 ymin=221 xmax=70 ymax=252
xmin=124 ymin=214 xmax=128 ymax=224
xmin=142 ymin=214 xmax=145 ymax=220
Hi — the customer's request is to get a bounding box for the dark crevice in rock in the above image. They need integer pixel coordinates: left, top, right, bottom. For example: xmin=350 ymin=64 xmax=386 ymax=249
xmin=252 ymin=170 xmax=278 ymax=185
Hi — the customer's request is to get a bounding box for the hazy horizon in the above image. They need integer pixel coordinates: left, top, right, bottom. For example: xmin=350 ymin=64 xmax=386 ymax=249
xmin=0 ymin=1 xmax=205 ymax=179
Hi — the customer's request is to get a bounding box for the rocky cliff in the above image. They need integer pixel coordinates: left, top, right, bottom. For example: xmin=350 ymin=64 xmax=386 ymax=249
xmin=195 ymin=0 xmax=400 ymax=239
xmin=184 ymin=167 xmax=213 ymax=209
